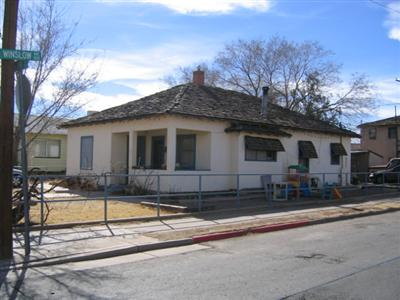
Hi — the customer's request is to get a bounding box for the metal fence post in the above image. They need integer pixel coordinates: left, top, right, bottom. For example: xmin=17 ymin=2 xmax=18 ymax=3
xmin=104 ymin=174 xmax=108 ymax=224
xmin=198 ymin=175 xmax=202 ymax=212
xmin=236 ymin=174 xmax=240 ymax=207
xmin=157 ymin=175 xmax=160 ymax=218
xmin=40 ymin=176 xmax=44 ymax=228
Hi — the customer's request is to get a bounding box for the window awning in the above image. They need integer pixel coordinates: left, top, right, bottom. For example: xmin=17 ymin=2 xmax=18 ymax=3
xmin=245 ymin=136 xmax=285 ymax=152
xmin=330 ymin=143 xmax=347 ymax=156
xmin=298 ymin=141 xmax=318 ymax=158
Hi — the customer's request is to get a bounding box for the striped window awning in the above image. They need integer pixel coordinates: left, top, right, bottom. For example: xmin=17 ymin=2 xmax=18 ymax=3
xmin=330 ymin=143 xmax=347 ymax=156
xmin=245 ymin=136 xmax=285 ymax=152
xmin=298 ymin=141 xmax=318 ymax=159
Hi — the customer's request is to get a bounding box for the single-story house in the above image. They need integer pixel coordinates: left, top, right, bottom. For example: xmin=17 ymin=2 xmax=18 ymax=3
xmin=61 ymin=70 xmax=358 ymax=192
xmin=15 ymin=115 xmax=68 ymax=173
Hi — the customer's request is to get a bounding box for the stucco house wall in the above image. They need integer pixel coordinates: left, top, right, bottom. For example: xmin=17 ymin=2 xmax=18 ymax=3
xmin=66 ymin=115 xmax=351 ymax=192
xmin=360 ymin=126 xmax=396 ymax=164
xmin=236 ymin=130 xmax=350 ymax=189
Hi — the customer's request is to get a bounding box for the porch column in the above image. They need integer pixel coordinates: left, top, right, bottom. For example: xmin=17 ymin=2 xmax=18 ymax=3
xmin=129 ymin=130 xmax=137 ymax=171
xmin=166 ymin=126 xmax=176 ymax=171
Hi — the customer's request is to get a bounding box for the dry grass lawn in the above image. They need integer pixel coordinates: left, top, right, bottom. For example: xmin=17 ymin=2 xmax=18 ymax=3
xmin=30 ymin=200 xmax=168 ymax=224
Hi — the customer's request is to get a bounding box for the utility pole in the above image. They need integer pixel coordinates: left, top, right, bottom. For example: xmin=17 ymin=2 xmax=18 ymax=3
xmin=0 ymin=0 xmax=19 ymax=260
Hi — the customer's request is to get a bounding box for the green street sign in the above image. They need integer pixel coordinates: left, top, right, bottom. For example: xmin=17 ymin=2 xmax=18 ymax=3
xmin=0 ymin=49 xmax=41 ymax=61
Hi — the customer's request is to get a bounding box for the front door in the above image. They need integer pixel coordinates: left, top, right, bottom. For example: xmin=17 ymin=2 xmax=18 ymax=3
xmin=151 ymin=136 xmax=165 ymax=169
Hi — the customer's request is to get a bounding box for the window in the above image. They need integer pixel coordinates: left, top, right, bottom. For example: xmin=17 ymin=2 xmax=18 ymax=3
xmin=136 ymin=136 xmax=146 ymax=167
xmin=176 ymin=135 xmax=196 ymax=170
xmin=388 ymin=127 xmax=397 ymax=139
xmin=80 ymin=136 xmax=93 ymax=170
xmin=368 ymin=127 xmax=376 ymax=139
xmin=330 ymin=143 xmax=347 ymax=165
xmin=33 ymin=139 xmax=61 ymax=158
xmin=245 ymin=149 xmax=277 ymax=161
xmin=244 ymin=136 xmax=284 ymax=162
xmin=331 ymin=154 xmax=340 ymax=165
xmin=151 ymin=136 xmax=165 ymax=169
xmin=298 ymin=141 xmax=318 ymax=171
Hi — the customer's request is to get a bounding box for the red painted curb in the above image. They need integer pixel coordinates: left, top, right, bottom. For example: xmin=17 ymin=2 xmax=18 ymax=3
xmin=192 ymin=229 xmax=248 ymax=243
xmin=192 ymin=220 xmax=311 ymax=243
xmin=249 ymin=220 xmax=310 ymax=234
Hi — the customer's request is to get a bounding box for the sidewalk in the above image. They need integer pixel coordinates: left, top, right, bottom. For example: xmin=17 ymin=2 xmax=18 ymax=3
xmin=3 ymin=197 xmax=400 ymax=269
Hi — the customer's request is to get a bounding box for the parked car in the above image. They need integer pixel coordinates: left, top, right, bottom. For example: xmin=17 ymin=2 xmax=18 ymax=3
xmin=13 ymin=168 xmax=23 ymax=187
xmin=369 ymin=158 xmax=400 ymax=184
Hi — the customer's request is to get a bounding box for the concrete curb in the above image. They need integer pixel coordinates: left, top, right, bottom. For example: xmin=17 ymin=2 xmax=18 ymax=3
xmin=308 ymin=207 xmax=400 ymax=226
xmin=191 ymin=220 xmax=310 ymax=243
xmin=249 ymin=220 xmax=310 ymax=234
xmin=1 ymin=238 xmax=193 ymax=271
xmin=192 ymin=228 xmax=249 ymax=243
xmin=190 ymin=208 xmax=400 ymax=244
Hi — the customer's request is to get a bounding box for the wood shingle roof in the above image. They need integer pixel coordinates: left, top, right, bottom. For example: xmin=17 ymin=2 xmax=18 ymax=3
xmin=61 ymin=83 xmax=358 ymax=137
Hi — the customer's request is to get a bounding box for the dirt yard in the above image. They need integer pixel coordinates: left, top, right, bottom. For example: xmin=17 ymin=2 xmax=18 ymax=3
xmin=29 ymin=200 xmax=169 ymax=224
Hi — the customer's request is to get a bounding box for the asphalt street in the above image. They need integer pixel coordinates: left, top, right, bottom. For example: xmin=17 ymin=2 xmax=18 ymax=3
xmin=1 ymin=211 xmax=399 ymax=299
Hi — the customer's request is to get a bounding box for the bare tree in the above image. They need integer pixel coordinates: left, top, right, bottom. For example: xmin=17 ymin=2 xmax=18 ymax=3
xmin=163 ymin=62 xmax=220 ymax=87
xmin=215 ymin=39 xmax=266 ymax=97
xmin=165 ymin=36 xmax=374 ymax=125
xmin=15 ymin=0 xmax=98 ymax=150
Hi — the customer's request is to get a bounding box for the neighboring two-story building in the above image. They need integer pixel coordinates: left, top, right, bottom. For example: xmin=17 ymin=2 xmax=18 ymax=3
xmin=357 ymin=116 xmax=400 ymax=167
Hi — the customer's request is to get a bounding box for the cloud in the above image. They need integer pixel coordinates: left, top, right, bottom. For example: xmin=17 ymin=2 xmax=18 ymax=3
xmin=84 ymin=41 xmax=217 ymax=82
xmin=89 ymin=81 xmax=138 ymax=97
xmin=30 ymin=40 xmax=218 ymax=112
xmin=98 ymin=0 xmax=273 ymax=14
xmin=368 ymin=77 xmax=400 ymax=119
xmin=384 ymin=1 xmax=400 ymax=41
xmin=374 ymin=78 xmax=400 ymax=104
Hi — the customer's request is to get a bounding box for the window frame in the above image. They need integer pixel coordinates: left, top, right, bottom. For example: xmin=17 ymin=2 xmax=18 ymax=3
xmin=80 ymin=136 xmax=94 ymax=170
xmin=368 ymin=127 xmax=377 ymax=139
xmin=388 ymin=127 xmax=397 ymax=139
xmin=245 ymin=149 xmax=277 ymax=162
xmin=33 ymin=139 xmax=61 ymax=159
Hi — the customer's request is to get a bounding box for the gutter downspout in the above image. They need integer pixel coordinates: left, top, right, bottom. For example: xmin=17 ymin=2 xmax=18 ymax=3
xmin=339 ymin=135 xmax=344 ymax=185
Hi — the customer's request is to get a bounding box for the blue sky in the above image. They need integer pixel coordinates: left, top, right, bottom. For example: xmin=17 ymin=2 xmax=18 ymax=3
xmin=52 ymin=0 xmax=400 ymax=122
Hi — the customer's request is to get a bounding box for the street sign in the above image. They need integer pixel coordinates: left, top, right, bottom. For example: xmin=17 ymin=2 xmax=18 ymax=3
xmin=0 ymin=49 xmax=41 ymax=61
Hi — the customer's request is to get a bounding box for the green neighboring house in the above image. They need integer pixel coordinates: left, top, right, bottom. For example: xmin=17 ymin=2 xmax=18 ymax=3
xmin=15 ymin=115 xmax=68 ymax=173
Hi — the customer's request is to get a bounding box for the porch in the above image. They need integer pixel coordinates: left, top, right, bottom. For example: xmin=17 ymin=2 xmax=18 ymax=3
xmin=110 ymin=127 xmax=213 ymax=186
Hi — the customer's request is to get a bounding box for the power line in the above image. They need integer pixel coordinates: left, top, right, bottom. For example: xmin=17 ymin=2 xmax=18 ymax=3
xmin=369 ymin=0 xmax=400 ymax=15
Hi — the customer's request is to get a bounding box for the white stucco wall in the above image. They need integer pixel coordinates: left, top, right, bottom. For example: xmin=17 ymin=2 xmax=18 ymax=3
xmin=236 ymin=130 xmax=351 ymax=189
xmin=66 ymin=115 xmax=351 ymax=192
xmin=66 ymin=115 xmax=234 ymax=191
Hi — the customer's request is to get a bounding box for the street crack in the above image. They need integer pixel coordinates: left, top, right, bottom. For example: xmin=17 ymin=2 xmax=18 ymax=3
xmin=295 ymin=253 xmax=326 ymax=260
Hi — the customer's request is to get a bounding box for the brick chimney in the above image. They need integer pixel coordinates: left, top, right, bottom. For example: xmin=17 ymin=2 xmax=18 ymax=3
xmin=192 ymin=67 xmax=204 ymax=86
